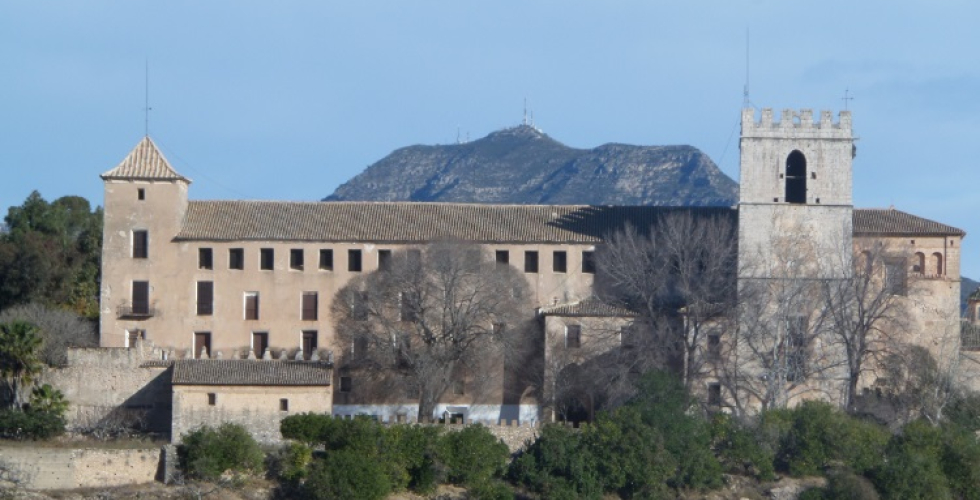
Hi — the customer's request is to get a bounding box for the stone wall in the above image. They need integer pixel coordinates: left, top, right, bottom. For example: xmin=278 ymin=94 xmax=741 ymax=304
xmin=0 ymin=447 xmax=161 ymax=490
xmin=172 ymin=385 xmax=332 ymax=444
xmin=42 ymin=346 xmax=172 ymax=435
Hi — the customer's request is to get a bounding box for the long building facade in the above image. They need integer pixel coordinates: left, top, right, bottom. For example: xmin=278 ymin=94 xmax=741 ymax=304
xmin=98 ymin=108 xmax=966 ymax=424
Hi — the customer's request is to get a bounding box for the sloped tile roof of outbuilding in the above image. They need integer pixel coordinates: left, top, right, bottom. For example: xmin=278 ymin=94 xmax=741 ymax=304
xmin=539 ymin=297 xmax=638 ymax=317
xmin=853 ymin=209 xmax=965 ymax=236
xmin=171 ymin=360 xmax=332 ymax=386
xmin=175 ymin=201 xmax=735 ymax=243
xmin=100 ymin=136 xmax=191 ymax=182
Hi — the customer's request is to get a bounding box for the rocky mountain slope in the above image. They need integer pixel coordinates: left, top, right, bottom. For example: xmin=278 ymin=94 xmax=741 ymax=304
xmin=325 ymin=125 xmax=737 ymax=206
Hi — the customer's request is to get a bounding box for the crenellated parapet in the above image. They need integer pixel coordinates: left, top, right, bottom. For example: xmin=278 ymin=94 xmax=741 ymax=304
xmin=741 ymin=108 xmax=852 ymax=138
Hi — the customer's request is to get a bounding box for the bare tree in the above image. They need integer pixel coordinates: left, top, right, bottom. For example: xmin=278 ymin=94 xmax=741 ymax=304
xmin=819 ymin=242 xmax=912 ymax=411
xmin=331 ymin=242 xmax=532 ymax=421
xmin=0 ymin=302 xmax=97 ymax=367
xmin=725 ymin=213 xmax=848 ymax=413
xmin=595 ymin=211 xmax=737 ymax=390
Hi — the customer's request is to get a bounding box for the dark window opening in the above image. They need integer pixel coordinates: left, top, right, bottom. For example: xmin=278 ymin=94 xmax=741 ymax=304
xmin=302 ymin=292 xmax=318 ymax=321
xmin=133 ymin=230 xmax=148 ymax=259
xmin=207 ymin=393 xmax=216 ymax=406
xmin=137 ymin=188 xmax=145 ymax=200
xmin=198 ymin=248 xmax=213 ymax=270
xmin=566 ymin=325 xmax=581 ymax=348
xmin=260 ymin=248 xmax=274 ymax=270
xmin=400 ymin=292 xmax=418 ymax=322
xmin=302 ymin=330 xmax=318 ymax=359
xmin=319 ymin=249 xmax=334 ymax=270
xmin=352 ymin=291 xmax=368 ymax=321
xmin=885 ymin=258 xmax=907 ymax=296
xmin=785 ymin=150 xmax=807 ymax=204
xmin=340 ymin=376 xmax=352 ymax=393
xmin=132 ymin=281 xmax=149 ymax=315
xmin=553 ymin=251 xmax=567 ymax=273
xmin=378 ymin=249 xmax=392 ymax=271
xmin=353 ymin=337 xmax=368 ymax=358
xmin=933 ymin=252 xmax=944 ymax=276
xmin=348 ymin=249 xmax=362 ymax=272
xmin=708 ymin=383 xmax=722 ymax=406
xmin=196 ymin=281 xmax=213 ymax=316
xmin=495 ymin=250 xmax=509 ymax=268
xmin=785 ymin=317 xmax=808 ymax=382
xmin=229 ymin=248 xmax=244 ymax=270
xmin=252 ymin=331 xmax=268 ymax=358
xmin=524 ymin=251 xmax=539 ymax=273
xmin=290 ymin=249 xmax=304 ymax=270
xmin=582 ymin=251 xmax=596 ymax=274
xmin=194 ymin=332 xmax=211 ymax=359
xmin=707 ymin=334 xmax=721 ymax=361
xmin=245 ymin=292 xmax=260 ymax=320
xmin=280 ymin=399 xmax=289 ymax=412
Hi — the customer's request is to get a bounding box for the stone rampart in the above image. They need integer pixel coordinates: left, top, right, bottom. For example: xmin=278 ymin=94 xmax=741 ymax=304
xmin=0 ymin=447 xmax=160 ymax=490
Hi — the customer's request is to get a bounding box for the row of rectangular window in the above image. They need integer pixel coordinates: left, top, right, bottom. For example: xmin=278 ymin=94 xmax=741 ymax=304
xmin=191 ymin=330 xmax=318 ymax=359
xmin=195 ymin=284 xmax=318 ymax=321
xmin=206 ymin=393 xmax=291 ymax=412
xmin=196 ymin=247 xmax=596 ymax=274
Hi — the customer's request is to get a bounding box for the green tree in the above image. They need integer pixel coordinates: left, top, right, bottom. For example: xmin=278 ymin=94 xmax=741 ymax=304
xmin=0 ymin=192 xmax=103 ymax=317
xmin=0 ymin=320 xmax=43 ymax=409
xmin=178 ymin=423 xmax=265 ymax=480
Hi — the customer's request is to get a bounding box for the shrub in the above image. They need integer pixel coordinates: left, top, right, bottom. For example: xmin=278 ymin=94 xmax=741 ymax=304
xmin=710 ymin=413 xmax=775 ymax=481
xmin=269 ymin=441 xmax=312 ymax=484
xmin=626 ymin=370 xmax=722 ymax=490
xmin=871 ymin=420 xmax=951 ymax=500
xmin=508 ymin=424 xmax=603 ymax=500
xmin=585 ymin=407 xmax=674 ymax=499
xmin=382 ymin=424 xmax=442 ymax=493
xmin=775 ymin=401 xmax=887 ymax=476
xmin=178 ymin=423 xmax=265 ymax=480
xmin=280 ymin=412 xmax=334 ymax=446
xmin=798 ymin=471 xmax=881 ymax=500
xmin=0 ymin=407 xmax=65 ymax=440
xmin=944 ymin=393 xmax=980 ymax=432
xmin=440 ymin=425 xmax=509 ymax=488
xmin=303 ymin=449 xmax=392 ymax=500
xmin=939 ymin=424 xmax=980 ymax=500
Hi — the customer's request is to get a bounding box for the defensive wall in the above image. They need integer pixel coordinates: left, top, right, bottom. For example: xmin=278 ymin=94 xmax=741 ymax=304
xmin=0 ymin=447 xmax=161 ymax=490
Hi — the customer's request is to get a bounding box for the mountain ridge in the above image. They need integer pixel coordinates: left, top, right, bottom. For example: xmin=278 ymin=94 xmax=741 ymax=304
xmin=325 ymin=125 xmax=738 ymax=207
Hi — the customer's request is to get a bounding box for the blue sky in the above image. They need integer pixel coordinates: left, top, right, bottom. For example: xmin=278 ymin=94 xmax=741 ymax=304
xmin=2 ymin=2 xmax=979 ymax=278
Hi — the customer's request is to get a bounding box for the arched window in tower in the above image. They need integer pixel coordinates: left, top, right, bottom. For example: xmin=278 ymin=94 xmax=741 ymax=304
xmin=785 ymin=150 xmax=807 ymax=204
xmin=933 ymin=252 xmax=943 ymax=276
xmin=913 ymin=252 xmax=925 ymax=274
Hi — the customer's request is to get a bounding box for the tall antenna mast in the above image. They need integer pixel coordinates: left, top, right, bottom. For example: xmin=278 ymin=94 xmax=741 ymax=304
xmin=523 ymin=98 xmax=528 ymax=126
xmin=742 ymin=28 xmax=751 ymax=109
xmin=144 ymin=60 xmax=152 ymax=137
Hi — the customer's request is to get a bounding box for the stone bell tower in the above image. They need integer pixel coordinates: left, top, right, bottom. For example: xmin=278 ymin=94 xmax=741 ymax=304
xmin=738 ymin=108 xmax=855 ymax=280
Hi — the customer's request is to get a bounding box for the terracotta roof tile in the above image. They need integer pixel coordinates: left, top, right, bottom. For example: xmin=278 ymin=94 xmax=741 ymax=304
xmin=176 ymin=202 xmax=735 ymax=243
xmin=101 ymin=136 xmax=190 ymax=182
xmin=171 ymin=360 xmax=332 ymax=386
xmin=540 ymin=297 xmax=638 ymax=317
xmin=853 ymin=209 xmax=964 ymax=236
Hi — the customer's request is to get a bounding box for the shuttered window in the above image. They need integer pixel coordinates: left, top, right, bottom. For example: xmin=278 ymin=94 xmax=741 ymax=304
xmin=260 ymin=248 xmax=274 ymax=270
xmin=302 ymin=331 xmax=318 ymax=359
xmin=302 ymin=292 xmax=318 ymax=321
xmin=229 ymin=248 xmax=244 ymax=270
xmin=132 ymin=281 xmax=149 ymax=314
xmin=319 ymin=249 xmax=333 ymax=270
xmin=196 ymin=281 xmax=213 ymax=316
xmin=245 ymin=292 xmax=260 ymax=320
xmin=133 ymin=231 xmax=148 ymax=259
xmin=199 ymin=248 xmax=213 ymax=270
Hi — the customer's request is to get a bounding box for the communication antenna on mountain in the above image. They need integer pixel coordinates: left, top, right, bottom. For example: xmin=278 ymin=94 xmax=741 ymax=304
xmin=144 ymin=59 xmax=153 ymax=137
xmin=523 ymin=98 xmax=528 ymax=126
xmin=456 ymin=125 xmax=461 ymax=144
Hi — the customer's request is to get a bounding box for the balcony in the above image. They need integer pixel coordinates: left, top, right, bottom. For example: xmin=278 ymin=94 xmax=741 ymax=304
xmin=117 ymin=302 xmax=156 ymax=319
